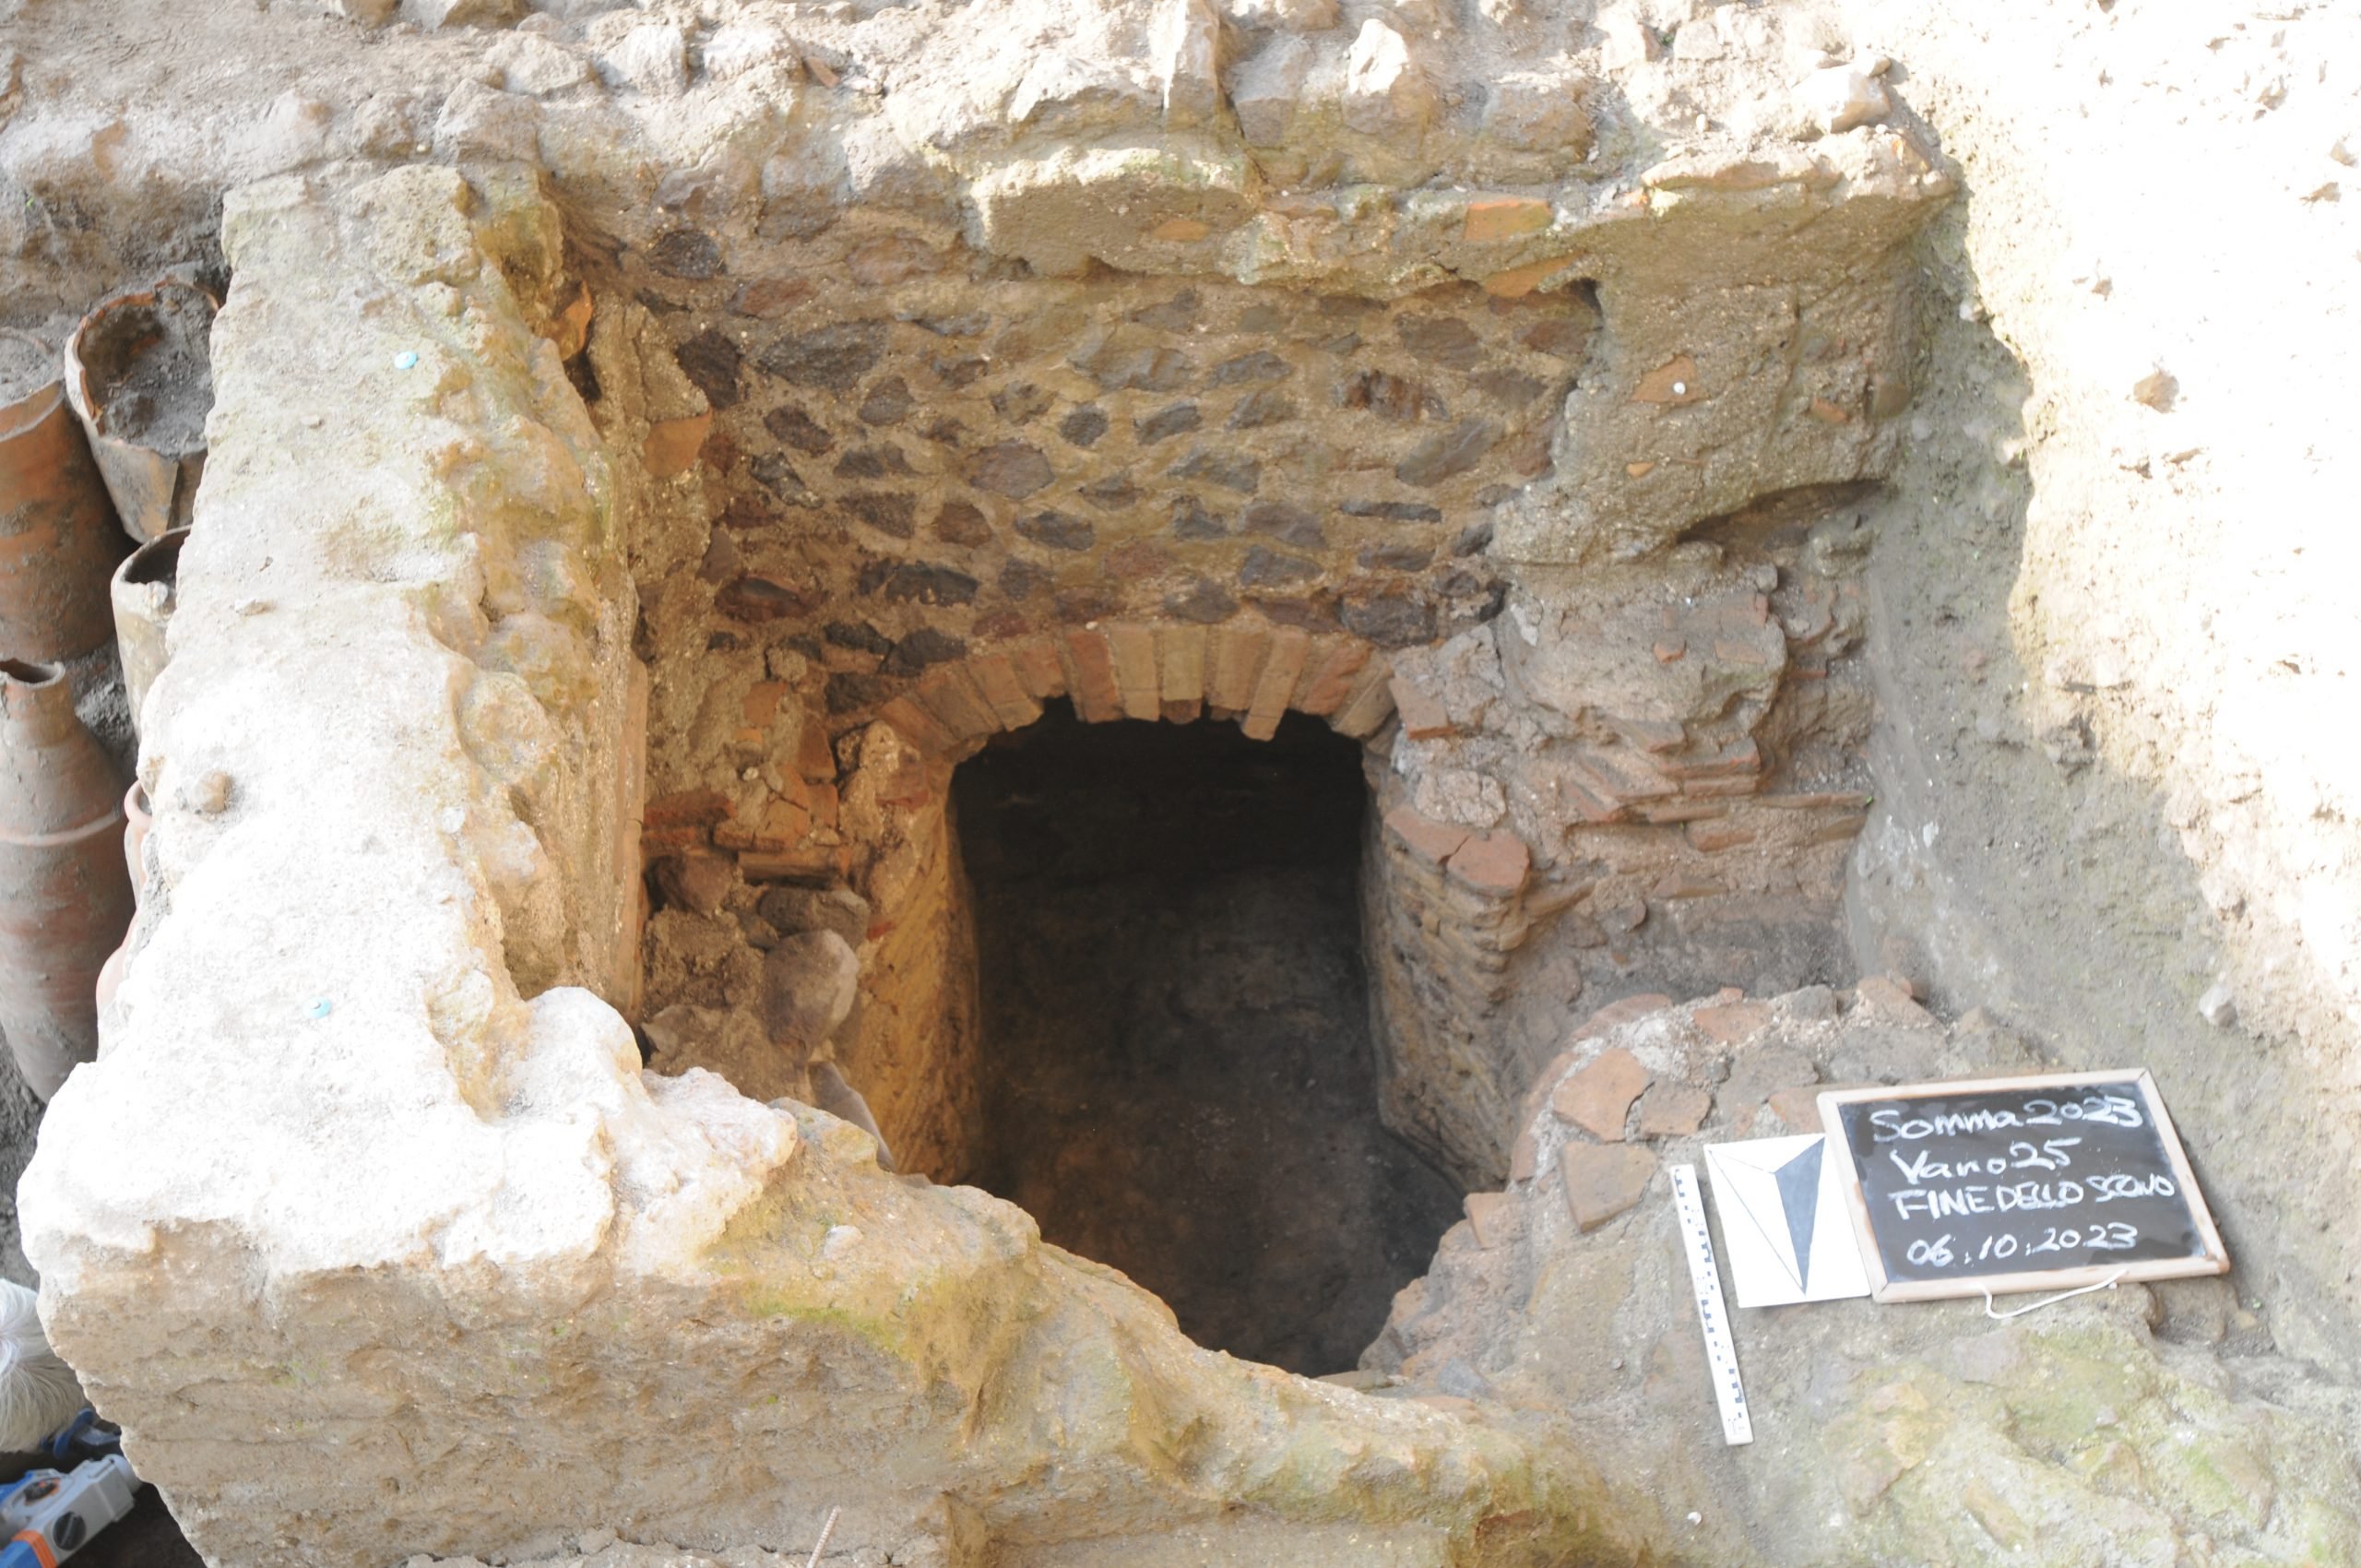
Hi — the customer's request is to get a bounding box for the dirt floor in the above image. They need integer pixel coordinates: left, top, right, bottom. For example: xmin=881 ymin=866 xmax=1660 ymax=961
xmin=954 ymin=705 xmax=1465 ymax=1375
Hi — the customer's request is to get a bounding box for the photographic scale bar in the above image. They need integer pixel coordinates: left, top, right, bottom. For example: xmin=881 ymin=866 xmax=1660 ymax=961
xmin=1668 ymin=1162 xmax=1752 ymax=1446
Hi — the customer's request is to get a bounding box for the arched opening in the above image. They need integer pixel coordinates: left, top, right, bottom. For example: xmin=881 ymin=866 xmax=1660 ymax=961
xmin=951 ymin=701 xmax=1463 ymax=1373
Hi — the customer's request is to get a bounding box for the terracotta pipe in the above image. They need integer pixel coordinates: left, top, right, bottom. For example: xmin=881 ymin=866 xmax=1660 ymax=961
xmin=110 ymin=528 xmax=188 ymax=733
xmin=0 ymin=331 xmax=131 ymax=662
xmin=63 ymin=280 xmax=215 ymax=543
xmin=0 ymin=659 xmax=133 ymax=1099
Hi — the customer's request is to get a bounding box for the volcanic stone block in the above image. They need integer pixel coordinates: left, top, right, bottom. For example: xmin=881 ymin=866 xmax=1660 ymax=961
xmin=1164 ymin=578 xmax=1236 ymax=624
xmin=1014 ymin=510 xmax=1094 ymax=551
xmin=883 ymin=627 xmax=966 ymax=676
xmin=1395 ymin=315 xmax=1486 ymax=373
xmin=1395 ymin=418 xmax=1503 ymax=486
xmin=1170 ymin=446 xmax=1260 ymax=493
xmin=1058 ymin=406 xmax=1109 ymax=446
xmin=1339 ymin=587 xmax=1434 ymax=647
xmin=765 ymin=930 xmax=860 ymax=1049
xmin=674 ymin=330 xmax=742 ymax=410
xmin=758 ymin=323 xmax=888 ymax=389
xmin=1213 ymin=350 xmax=1292 ymax=386
xmin=1171 ymin=495 xmax=1228 ymax=540
xmin=1136 ymin=402 xmax=1202 ymax=444
xmin=1071 ymin=334 xmax=1194 ymax=391
xmin=930 ymin=502 xmax=992 ymax=546
xmin=859 ymin=377 xmax=915 ymax=426
xmin=764 ymin=405 xmax=834 ymax=453
xmin=1228 ymin=389 xmax=1297 ymax=430
xmin=1240 ymin=545 xmax=1319 ymax=588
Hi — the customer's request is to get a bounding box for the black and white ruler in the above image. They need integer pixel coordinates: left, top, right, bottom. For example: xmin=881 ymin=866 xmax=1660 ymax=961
xmin=1668 ymin=1162 xmax=1752 ymax=1446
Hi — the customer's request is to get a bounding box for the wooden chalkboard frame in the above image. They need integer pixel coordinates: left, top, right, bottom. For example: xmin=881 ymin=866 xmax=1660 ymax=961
xmin=1819 ymin=1070 xmax=2230 ymax=1304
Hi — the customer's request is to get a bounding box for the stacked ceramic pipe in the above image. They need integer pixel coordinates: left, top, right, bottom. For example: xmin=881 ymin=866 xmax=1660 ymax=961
xmin=0 ymin=281 xmax=213 ymax=1100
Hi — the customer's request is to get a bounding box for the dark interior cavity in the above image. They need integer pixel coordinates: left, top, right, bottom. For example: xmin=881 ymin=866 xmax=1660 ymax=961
xmin=953 ymin=704 xmax=1463 ymax=1374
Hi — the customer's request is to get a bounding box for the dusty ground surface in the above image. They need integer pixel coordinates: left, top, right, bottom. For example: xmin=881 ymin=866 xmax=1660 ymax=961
xmin=0 ymin=333 xmax=51 ymax=402
xmin=1839 ymin=0 xmax=2361 ymax=1376
xmin=956 ymin=705 xmax=1462 ymax=1375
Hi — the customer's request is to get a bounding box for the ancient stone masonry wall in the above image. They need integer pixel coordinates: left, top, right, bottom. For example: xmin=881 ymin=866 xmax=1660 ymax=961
xmin=567 ymin=0 xmax=1950 ymax=1197
xmin=1360 ymin=510 xmax=1878 ymax=1187
xmin=636 ymin=503 xmax=1878 ymax=1195
xmin=686 ymin=271 xmax=1581 ymax=660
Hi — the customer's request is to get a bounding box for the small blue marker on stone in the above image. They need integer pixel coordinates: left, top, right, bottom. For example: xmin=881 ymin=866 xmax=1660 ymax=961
xmin=394 ymin=350 xmax=419 ymax=370
xmin=308 ymin=998 xmax=333 ymax=1019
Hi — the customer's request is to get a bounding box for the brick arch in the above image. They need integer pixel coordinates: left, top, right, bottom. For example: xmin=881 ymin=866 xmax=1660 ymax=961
xmin=875 ymin=619 xmax=1400 ymax=760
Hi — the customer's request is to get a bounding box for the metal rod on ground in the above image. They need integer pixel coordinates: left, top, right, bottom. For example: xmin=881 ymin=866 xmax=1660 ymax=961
xmin=805 ymin=1504 xmax=841 ymax=1568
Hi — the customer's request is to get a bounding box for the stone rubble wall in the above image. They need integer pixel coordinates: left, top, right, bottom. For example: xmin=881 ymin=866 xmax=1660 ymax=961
xmin=671 ymin=267 xmax=1575 ymax=664
xmin=570 ymin=0 xmax=1945 ymax=1199
xmin=1361 ymin=518 xmax=1877 ymax=1186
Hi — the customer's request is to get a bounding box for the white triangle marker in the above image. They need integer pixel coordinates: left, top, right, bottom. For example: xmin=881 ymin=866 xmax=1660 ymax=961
xmin=1703 ymin=1135 xmax=1871 ymax=1308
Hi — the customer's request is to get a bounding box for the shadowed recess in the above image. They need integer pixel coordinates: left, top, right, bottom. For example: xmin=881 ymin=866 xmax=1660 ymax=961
xmin=953 ymin=703 xmax=1463 ymax=1374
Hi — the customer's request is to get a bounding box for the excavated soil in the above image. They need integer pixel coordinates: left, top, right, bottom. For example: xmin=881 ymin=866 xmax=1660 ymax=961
xmin=0 ymin=335 xmax=54 ymax=407
xmin=955 ymin=706 xmax=1463 ymax=1375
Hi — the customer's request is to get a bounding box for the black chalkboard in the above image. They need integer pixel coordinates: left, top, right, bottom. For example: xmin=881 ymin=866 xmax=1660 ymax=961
xmin=1819 ymin=1071 xmax=2229 ymax=1302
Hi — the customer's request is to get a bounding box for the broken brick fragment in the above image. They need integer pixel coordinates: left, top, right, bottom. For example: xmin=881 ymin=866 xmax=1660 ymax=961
xmin=1384 ymin=803 xmax=1468 ymax=869
xmin=1446 ymin=831 xmax=1530 ymax=895
xmin=1550 ymin=1048 xmax=1652 ymax=1142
